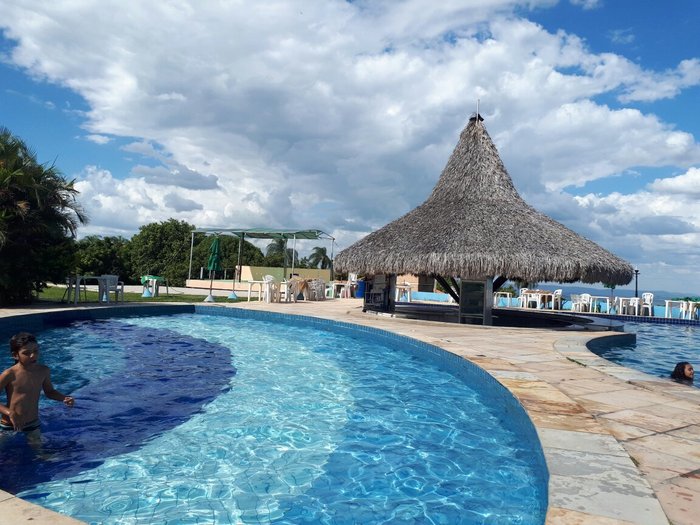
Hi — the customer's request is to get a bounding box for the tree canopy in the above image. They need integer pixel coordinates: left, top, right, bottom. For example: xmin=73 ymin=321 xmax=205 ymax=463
xmin=0 ymin=127 xmax=87 ymax=305
xmin=128 ymin=219 xmax=194 ymax=286
xmin=75 ymin=235 xmax=133 ymax=283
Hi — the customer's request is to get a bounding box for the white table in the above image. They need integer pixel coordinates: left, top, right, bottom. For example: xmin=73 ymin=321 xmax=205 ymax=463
xmin=664 ymin=300 xmax=687 ymax=319
xmin=615 ymin=297 xmax=639 ymax=316
xmin=493 ymin=291 xmax=512 ymax=307
xmin=73 ymin=275 xmax=112 ymax=304
xmin=246 ymin=280 xmax=265 ymax=302
xmin=280 ymin=281 xmax=292 ymax=302
xmin=332 ymin=281 xmax=354 ymax=298
xmin=63 ymin=276 xmax=85 ymax=303
xmin=524 ymin=290 xmax=554 ymax=309
xmin=589 ymin=296 xmax=611 ymax=314
xmin=395 ymin=283 xmax=412 ymax=302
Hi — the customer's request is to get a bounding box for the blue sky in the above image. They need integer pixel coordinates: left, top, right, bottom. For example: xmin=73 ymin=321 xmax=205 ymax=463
xmin=1 ymin=0 xmax=699 ymax=294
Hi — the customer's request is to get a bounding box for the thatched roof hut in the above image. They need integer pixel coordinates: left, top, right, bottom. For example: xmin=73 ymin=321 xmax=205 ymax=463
xmin=335 ymin=115 xmax=633 ymax=285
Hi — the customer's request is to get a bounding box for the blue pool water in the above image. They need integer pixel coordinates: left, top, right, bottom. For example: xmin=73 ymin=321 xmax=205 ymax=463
xmin=1 ymin=313 xmax=547 ymax=524
xmin=592 ymin=322 xmax=700 ymax=386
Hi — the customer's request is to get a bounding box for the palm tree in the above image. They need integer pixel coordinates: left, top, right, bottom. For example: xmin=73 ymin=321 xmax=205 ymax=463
xmin=0 ymin=127 xmax=87 ymax=304
xmin=265 ymin=238 xmax=286 ymax=259
xmin=308 ymin=246 xmax=332 ymax=269
xmin=265 ymin=238 xmax=298 ymax=268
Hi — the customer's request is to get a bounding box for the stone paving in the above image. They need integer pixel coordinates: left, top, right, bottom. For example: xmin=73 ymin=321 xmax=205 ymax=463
xmin=1 ymin=298 xmax=699 ymax=524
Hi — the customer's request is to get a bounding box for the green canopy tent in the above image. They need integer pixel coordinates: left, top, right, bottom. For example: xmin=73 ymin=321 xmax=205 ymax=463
xmin=189 ymin=228 xmax=336 ymax=288
xmin=204 ymin=236 xmax=222 ymax=302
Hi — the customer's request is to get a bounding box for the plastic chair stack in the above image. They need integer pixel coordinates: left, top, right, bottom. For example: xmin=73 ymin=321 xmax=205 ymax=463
xmin=262 ymin=275 xmax=280 ymax=303
xmin=552 ymin=289 xmax=563 ymax=310
xmin=640 ymin=292 xmax=654 ymax=316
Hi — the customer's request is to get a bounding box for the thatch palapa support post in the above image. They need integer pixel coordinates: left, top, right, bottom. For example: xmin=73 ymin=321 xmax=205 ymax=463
xmin=458 ymin=278 xmax=493 ymax=325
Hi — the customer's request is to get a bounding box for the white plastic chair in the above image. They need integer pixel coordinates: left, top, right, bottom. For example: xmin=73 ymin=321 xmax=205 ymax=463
xmin=626 ymin=297 xmax=640 ymax=316
xmin=99 ymin=275 xmax=124 ymax=302
xmin=341 ymin=273 xmax=357 ymax=298
xmin=579 ymin=293 xmax=592 ymax=312
xmin=570 ymin=294 xmax=580 ymax=311
xmin=262 ymin=275 xmax=280 ymax=303
xmin=552 ymin=289 xmax=563 ymax=310
xmin=641 ymin=292 xmax=654 ymax=316
xmin=613 ymin=297 xmax=622 ymax=315
xmin=572 ymin=293 xmax=591 ymax=312
xmin=689 ymin=301 xmax=700 ymax=320
xmin=517 ymin=288 xmax=530 ymax=308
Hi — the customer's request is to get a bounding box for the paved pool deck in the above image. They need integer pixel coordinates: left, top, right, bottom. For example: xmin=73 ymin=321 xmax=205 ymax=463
xmin=1 ymin=298 xmax=699 ymax=524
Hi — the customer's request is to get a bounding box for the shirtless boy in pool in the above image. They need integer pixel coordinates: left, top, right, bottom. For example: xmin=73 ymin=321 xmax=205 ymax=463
xmin=0 ymin=332 xmax=74 ymax=439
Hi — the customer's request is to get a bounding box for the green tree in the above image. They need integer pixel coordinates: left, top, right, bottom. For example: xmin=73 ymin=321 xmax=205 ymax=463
xmin=128 ymin=219 xmax=194 ymax=286
xmin=75 ymin=235 xmax=133 ymax=282
xmin=308 ymin=246 xmax=332 ymax=269
xmin=0 ymin=127 xmax=87 ymax=305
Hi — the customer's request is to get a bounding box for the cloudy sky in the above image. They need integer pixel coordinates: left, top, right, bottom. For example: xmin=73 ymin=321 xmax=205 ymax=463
xmin=1 ymin=0 xmax=699 ymax=294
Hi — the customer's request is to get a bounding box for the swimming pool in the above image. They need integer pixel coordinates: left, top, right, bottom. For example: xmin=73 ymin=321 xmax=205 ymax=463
xmin=591 ymin=322 xmax=700 ymax=386
xmin=1 ymin=310 xmax=547 ymax=524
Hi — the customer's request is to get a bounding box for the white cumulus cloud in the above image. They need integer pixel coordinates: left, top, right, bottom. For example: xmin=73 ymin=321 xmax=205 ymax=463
xmin=1 ymin=0 xmax=699 ymax=291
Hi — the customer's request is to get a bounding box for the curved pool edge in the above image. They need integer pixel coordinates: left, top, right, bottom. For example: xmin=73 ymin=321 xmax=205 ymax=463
xmin=0 ymin=301 xmax=693 ymax=524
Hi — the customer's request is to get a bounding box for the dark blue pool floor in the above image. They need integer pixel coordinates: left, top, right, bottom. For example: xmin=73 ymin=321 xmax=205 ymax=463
xmin=0 ymin=320 xmax=236 ymax=494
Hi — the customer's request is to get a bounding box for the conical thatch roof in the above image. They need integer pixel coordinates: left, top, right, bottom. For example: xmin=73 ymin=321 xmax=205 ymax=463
xmin=335 ymin=115 xmax=633 ymax=285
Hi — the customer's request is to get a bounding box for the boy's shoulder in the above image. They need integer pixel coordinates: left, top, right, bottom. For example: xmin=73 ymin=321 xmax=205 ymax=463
xmin=0 ymin=366 xmax=16 ymax=385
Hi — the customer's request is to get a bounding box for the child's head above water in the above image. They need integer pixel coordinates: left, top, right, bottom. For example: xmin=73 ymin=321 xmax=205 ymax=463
xmin=9 ymin=332 xmax=38 ymax=362
xmin=671 ymin=361 xmax=694 ymax=382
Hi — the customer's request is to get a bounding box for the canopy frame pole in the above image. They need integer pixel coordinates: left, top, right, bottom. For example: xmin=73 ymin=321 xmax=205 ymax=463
xmin=282 ymin=237 xmax=288 ymax=279
xmin=235 ymin=232 xmax=244 ymax=282
xmin=188 ymin=231 xmax=195 ymax=280
xmin=330 ymin=239 xmax=335 ymax=281
xmin=291 ymin=235 xmax=297 ymax=275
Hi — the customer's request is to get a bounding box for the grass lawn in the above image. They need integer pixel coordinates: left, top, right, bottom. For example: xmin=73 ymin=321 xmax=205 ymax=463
xmin=37 ymin=285 xmax=248 ymax=304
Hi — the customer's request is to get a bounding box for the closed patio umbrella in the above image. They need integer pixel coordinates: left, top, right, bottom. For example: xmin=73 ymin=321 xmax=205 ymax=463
xmin=204 ymin=236 xmax=221 ymax=302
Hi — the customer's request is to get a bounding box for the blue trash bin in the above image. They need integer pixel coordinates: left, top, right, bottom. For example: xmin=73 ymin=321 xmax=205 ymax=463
xmin=355 ymin=279 xmax=366 ymax=299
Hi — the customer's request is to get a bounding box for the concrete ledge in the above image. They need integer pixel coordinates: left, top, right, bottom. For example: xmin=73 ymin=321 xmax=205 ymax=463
xmin=0 ymin=489 xmax=84 ymax=524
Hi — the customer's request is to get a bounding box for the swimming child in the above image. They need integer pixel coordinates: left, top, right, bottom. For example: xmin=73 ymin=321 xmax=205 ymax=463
xmin=671 ymin=361 xmax=694 ymax=383
xmin=0 ymin=332 xmax=74 ymax=438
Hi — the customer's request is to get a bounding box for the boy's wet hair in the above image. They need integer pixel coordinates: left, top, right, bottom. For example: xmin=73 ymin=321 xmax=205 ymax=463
xmin=10 ymin=332 xmax=37 ymax=355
